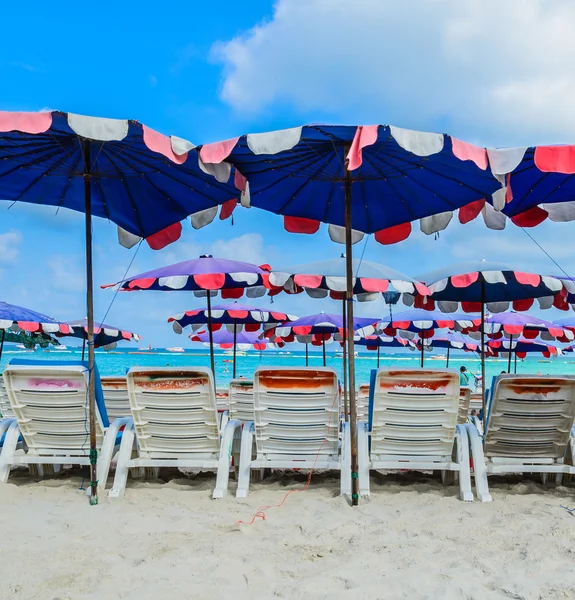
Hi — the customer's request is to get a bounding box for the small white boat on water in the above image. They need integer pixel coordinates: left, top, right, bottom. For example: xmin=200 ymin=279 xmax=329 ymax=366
xmin=166 ymin=347 xmax=185 ymax=353
xmin=430 ymin=354 xmax=447 ymax=361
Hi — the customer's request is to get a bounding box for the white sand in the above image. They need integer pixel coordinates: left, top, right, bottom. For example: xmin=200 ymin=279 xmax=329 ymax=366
xmin=1 ymin=471 xmax=574 ymax=600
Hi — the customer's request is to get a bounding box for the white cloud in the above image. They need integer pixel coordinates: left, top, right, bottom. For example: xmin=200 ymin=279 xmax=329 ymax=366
xmin=0 ymin=229 xmax=23 ymax=263
xmin=47 ymin=255 xmax=86 ymax=292
xmin=162 ymin=233 xmax=270 ymax=266
xmin=213 ymin=0 xmax=575 ymax=144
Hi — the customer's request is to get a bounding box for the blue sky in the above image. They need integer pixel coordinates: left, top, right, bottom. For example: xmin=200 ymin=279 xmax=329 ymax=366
xmin=1 ymin=0 xmax=575 ymax=347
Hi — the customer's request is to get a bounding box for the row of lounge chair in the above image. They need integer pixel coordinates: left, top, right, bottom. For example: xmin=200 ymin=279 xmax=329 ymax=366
xmin=0 ymin=359 xmax=574 ymax=502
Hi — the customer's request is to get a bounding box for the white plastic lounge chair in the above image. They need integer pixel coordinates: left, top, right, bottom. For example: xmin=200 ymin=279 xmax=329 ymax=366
xmin=0 ymin=360 xmax=128 ymax=486
xmin=216 ymin=387 xmax=230 ymax=412
xmin=458 ymin=386 xmax=472 ymax=424
xmin=228 ymin=379 xmax=254 ymax=423
xmin=358 ymin=368 xmax=473 ymax=501
xmin=101 ymin=377 xmax=131 ymax=422
xmin=466 ymin=375 xmax=575 ymax=502
xmin=236 ymin=367 xmax=351 ymax=498
xmin=109 ymin=367 xmax=241 ymax=499
xmin=0 ymin=377 xmax=14 ymax=419
xmin=357 ymin=384 xmax=370 ymax=422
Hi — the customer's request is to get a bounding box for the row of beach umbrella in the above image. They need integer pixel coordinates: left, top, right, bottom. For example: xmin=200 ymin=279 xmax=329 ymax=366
xmin=3 ymin=111 xmax=575 ymax=506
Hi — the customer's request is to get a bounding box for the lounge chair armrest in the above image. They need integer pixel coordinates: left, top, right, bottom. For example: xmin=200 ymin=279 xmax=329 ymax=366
xmin=0 ymin=418 xmax=16 ymax=438
xmin=105 ymin=416 xmax=133 ymax=440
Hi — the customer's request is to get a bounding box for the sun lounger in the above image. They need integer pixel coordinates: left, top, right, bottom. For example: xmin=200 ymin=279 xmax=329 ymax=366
xmin=0 ymin=377 xmax=14 ymax=419
xmin=0 ymin=359 xmax=128 ymax=486
xmin=228 ymin=379 xmax=254 ymax=423
xmin=101 ymin=376 xmax=131 ymax=422
xmin=466 ymin=375 xmax=575 ymax=502
xmin=358 ymin=368 xmax=473 ymax=501
xmin=109 ymin=367 xmax=241 ymax=499
xmin=236 ymin=367 xmax=351 ymax=498
xmin=458 ymin=386 xmax=472 ymax=424
xmin=357 ymin=384 xmax=370 ymax=422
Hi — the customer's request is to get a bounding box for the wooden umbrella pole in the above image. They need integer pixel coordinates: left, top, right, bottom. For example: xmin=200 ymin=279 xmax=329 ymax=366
xmin=514 ymin=352 xmax=517 ymax=374
xmin=507 ymin=334 xmax=513 ymax=373
xmin=322 ymin=336 xmax=326 ymax=367
xmin=377 ymin=345 xmax=380 ymax=368
xmin=305 ymin=343 xmax=309 ymax=366
xmin=0 ymin=329 xmax=5 ymax=362
xmin=446 ymin=344 xmax=450 ymax=368
xmin=342 ymin=297 xmax=349 ymax=421
xmin=83 ymin=140 xmax=98 ymax=506
xmin=82 ymin=336 xmax=86 ymax=361
xmin=481 ymin=279 xmax=487 ymax=432
xmin=420 ymin=336 xmax=424 ymax=367
xmin=233 ymin=320 xmax=237 ymax=379
xmin=344 ymin=170 xmax=359 ymax=507
xmin=206 ymin=293 xmax=216 ymax=383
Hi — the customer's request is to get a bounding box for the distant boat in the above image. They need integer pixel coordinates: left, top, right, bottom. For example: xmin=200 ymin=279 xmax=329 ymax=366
xmin=430 ymin=354 xmax=447 ymax=361
xmin=54 ymin=345 xmax=67 ymax=351
xmin=166 ymin=347 xmax=185 ymax=353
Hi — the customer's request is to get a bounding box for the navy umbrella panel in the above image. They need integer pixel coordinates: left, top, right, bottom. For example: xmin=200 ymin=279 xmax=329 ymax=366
xmin=0 ymin=110 xmax=236 ymax=505
xmin=199 ymin=124 xmax=502 ymax=243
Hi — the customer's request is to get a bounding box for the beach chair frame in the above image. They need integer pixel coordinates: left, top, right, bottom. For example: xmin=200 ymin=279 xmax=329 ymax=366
xmin=0 ymin=363 xmax=127 ymax=487
xmin=108 ymin=367 xmax=242 ymax=499
xmin=236 ymin=367 xmax=351 ymax=498
xmin=466 ymin=374 xmax=575 ymax=502
xmin=358 ymin=368 xmax=473 ymax=502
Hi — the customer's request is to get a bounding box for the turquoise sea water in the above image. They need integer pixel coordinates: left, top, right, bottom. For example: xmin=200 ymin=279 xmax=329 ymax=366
xmin=1 ymin=346 xmax=573 ymax=389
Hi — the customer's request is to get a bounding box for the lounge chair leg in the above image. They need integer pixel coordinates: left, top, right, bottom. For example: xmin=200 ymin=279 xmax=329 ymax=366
xmin=108 ymin=426 xmax=136 ymax=499
xmin=466 ymin=423 xmax=492 ymax=502
xmin=357 ymin=422 xmax=370 ymax=498
xmin=236 ymin=421 xmax=255 ymax=498
xmin=455 ymin=425 xmax=474 ymax=502
xmin=0 ymin=421 xmax=20 ymax=483
xmin=340 ymin=422 xmax=352 ymax=497
xmin=213 ymin=419 xmax=241 ymax=499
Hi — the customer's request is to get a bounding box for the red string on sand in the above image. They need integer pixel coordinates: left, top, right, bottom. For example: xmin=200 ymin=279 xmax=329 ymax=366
xmin=237 ymin=390 xmax=340 ymax=526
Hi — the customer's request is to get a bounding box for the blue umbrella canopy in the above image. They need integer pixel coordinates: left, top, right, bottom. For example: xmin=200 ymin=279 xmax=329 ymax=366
xmin=198 ymin=124 xmax=502 ymax=243
xmin=0 ymin=110 xmax=237 ymax=503
xmin=268 ymin=256 xmax=429 ymax=302
xmin=486 ymin=145 xmax=575 ymax=230
xmin=373 ymin=308 xmax=480 ymax=335
xmin=0 ymin=301 xmax=71 ymax=334
xmin=417 ymin=260 xmax=565 ymax=313
xmin=0 ymin=111 xmax=236 ymax=248
xmin=65 ymin=319 xmax=140 ymax=349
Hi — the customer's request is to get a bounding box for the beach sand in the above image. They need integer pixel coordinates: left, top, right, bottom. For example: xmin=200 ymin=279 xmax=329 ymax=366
xmin=0 ymin=470 xmax=574 ymax=600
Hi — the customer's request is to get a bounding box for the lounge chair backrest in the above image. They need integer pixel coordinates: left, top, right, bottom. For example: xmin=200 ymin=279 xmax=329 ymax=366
xmin=126 ymin=367 xmax=220 ymax=454
xmin=101 ymin=377 xmax=130 ymax=422
xmin=357 ymin=384 xmax=370 ymax=422
xmin=370 ymin=368 xmax=460 ymax=456
xmin=458 ymin=387 xmax=472 ymax=424
xmin=0 ymin=377 xmax=14 ymax=418
xmin=484 ymin=375 xmax=575 ymax=459
xmin=216 ymin=387 xmax=229 ymax=412
xmin=253 ymin=367 xmax=340 ymax=457
xmin=228 ymin=379 xmax=254 ymax=423
xmin=3 ymin=362 xmax=106 ymax=453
